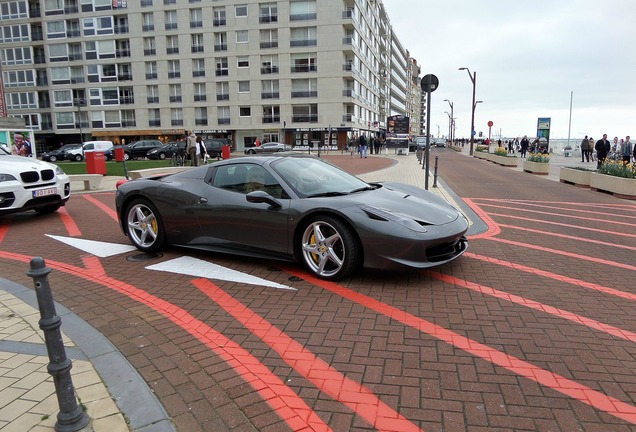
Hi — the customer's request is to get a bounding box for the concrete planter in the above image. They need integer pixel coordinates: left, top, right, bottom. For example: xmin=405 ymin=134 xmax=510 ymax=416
xmin=590 ymin=173 xmax=636 ymax=199
xmin=490 ymin=154 xmax=518 ymax=167
xmin=523 ymin=160 xmax=550 ymax=175
xmin=559 ymin=167 xmax=592 ymax=187
xmin=474 ymin=152 xmax=489 ymax=160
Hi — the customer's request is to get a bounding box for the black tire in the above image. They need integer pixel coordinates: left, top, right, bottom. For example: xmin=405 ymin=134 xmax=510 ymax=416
xmin=125 ymin=198 xmax=166 ymax=253
xmin=299 ymin=215 xmax=361 ymax=280
xmin=74 ymin=154 xmax=82 ymax=162
xmin=159 ymin=152 xmax=166 ymax=160
xmin=247 ymin=149 xmax=256 ymax=154
xmin=34 ymin=204 xmax=61 ymax=214
xmin=49 ymin=155 xmax=57 ymax=162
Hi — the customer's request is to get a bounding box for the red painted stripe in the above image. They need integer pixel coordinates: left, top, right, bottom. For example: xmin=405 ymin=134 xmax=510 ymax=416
xmin=82 ymin=194 xmax=118 ymax=222
xmin=487 ymin=212 xmax=636 ymax=239
xmin=0 ymin=251 xmax=331 ymax=432
xmin=465 ymin=251 xmax=636 ymax=301
xmin=282 ymin=267 xmax=636 ymax=425
xmin=473 ymin=198 xmax=636 ymax=210
xmin=428 ymin=269 xmax=636 ymax=343
xmin=478 ymin=200 xmax=636 ymax=220
xmin=57 ymin=206 xmax=81 ymax=237
xmin=193 ymin=279 xmax=424 ymax=432
xmin=487 ymin=236 xmax=636 ymax=271
xmin=0 ymin=225 xmax=8 ymax=243
xmin=498 ymin=224 xmax=636 ymax=251
xmin=463 ymin=198 xmax=500 ymax=239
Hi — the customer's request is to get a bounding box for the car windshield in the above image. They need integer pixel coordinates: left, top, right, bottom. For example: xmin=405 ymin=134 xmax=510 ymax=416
xmin=0 ymin=145 xmax=10 ymax=156
xmin=272 ymin=157 xmax=372 ymax=197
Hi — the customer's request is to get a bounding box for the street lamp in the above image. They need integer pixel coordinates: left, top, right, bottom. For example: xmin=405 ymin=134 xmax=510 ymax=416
xmin=459 ymin=67 xmax=476 ymax=155
xmin=445 ymin=111 xmax=452 ymax=142
xmin=444 ymin=99 xmax=454 ymax=144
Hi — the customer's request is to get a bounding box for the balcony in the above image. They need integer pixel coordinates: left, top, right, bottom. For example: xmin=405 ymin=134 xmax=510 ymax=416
xmin=218 ymin=118 xmax=230 ymax=125
xmin=195 ymin=118 xmax=208 ymax=126
xmin=213 ymin=18 xmax=226 ymax=26
xmin=342 ymin=89 xmax=354 ymax=97
xmin=289 ymin=13 xmax=316 ymax=21
xmin=263 ymin=116 xmax=280 ymax=124
xmin=259 ymin=41 xmax=278 ymax=49
xmin=171 ymin=119 xmax=184 ymax=126
xmin=169 ymin=96 xmax=182 ymax=103
xmin=192 ymin=70 xmax=205 ymax=77
xmin=291 ymin=90 xmax=317 ymax=98
xmin=260 ymin=65 xmax=279 ymax=74
xmin=142 ymin=24 xmax=155 ymax=32
xmin=292 ymin=114 xmax=318 ymax=123
xmin=149 ymin=119 xmax=161 ymax=126
xmin=261 ymin=92 xmax=279 ymax=99
xmin=116 ymin=49 xmax=131 ymax=58
xmin=259 ymin=14 xmax=278 ymax=23
xmin=115 ymin=24 xmax=129 ymax=34
xmin=216 ymin=94 xmax=229 ymax=101
xmin=166 ymin=47 xmax=179 ymax=54
xmin=194 ymin=94 xmax=206 ymax=102
xmin=122 ymin=120 xmax=136 ymax=127
xmin=190 ymin=21 xmax=203 ymax=28
xmin=215 ymin=69 xmax=228 ymax=76
xmin=144 ymin=48 xmax=156 ymax=56
xmin=191 ymin=45 xmax=204 ymax=53
xmin=146 ymin=73 xmax=157 ymax=79
xmin=342 ymin=9 xmax=353 ymax=19
xmin=147 ymin=96 xmax=159 ymax=103
xmin=66 ymin=30 xmax=80 ymax=37
xmin=291 ymin=64 xmax=316 ymax=73
xmin=167 ymin=72 xmax=181 ymax=79
xmin=290 ymin=38 xmax=316 ymax=47
xmin=165 ymin=22 xmax=177 ymax=30
xmin=117 ymin=74 xmax=133 ymax=81
xmin=342 ymin=114 xmax=353 ymax=122
xmin=68 ymin=53 xmax=82 ymax=61
xmin=214 ymin=43 xmax=227 ymax=52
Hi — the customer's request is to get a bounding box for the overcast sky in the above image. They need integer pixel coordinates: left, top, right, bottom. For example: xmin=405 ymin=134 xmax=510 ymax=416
xmin=381 ymin=0 xmax=636 ymax=141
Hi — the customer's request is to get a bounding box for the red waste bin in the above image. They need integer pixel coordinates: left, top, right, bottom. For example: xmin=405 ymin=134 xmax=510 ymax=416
xmin=85 ymin=151 xmax=106 ymax=175
xmin=221 ymin=145 xmax=231 ymax=159
xmin=114 ymin=147 xmax=125 ymax=162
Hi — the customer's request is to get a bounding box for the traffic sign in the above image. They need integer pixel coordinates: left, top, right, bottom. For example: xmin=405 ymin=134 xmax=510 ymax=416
xmin=420 ymin=74 xmax=439 ymax=92
xmin=488 ymin=121 xmax=493 ymax=127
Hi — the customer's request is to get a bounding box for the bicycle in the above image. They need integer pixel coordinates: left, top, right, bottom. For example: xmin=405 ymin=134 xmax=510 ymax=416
xmin=170 ymin=152 xmax=185 ymax=167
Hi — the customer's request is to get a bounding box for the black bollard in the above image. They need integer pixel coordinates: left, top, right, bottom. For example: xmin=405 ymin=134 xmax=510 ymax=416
xmin=433 ymin=155 xmax=439 ymax=188
xmin=27 ymin=257 xmax=90 ymax=432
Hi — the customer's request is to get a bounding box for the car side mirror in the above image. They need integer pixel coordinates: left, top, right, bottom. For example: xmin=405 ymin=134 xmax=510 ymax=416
xmin=246 ymin=190 xmax=281 ymax=208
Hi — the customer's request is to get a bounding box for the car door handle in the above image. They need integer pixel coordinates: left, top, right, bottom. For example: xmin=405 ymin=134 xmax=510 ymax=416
xmin=199 ymin=197 xmax=208 ymax=204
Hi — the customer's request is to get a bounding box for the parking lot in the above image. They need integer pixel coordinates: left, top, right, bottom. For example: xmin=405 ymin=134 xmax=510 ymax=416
xmin=1 ymin=149 xmax=635 ymax=431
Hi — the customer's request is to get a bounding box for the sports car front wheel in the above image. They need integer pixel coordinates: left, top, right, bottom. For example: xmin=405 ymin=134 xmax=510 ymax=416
xmin=125 ymin=199 xmax=166 ymax=252
xmin=300 ymin=215 xmax=360 ymax=280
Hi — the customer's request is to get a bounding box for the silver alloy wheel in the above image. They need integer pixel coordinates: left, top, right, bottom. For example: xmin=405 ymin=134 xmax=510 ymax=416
xmin=49 ymin=155 xmax=57 ymax=162
xmin=301 ymin=220 xmax=345 ymax=278
xmin=127 ymin=202 xmax=159 ymax=249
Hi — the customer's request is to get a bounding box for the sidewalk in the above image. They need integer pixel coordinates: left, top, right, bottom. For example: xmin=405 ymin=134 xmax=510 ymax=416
xmin=3 ymin=147 xmax=574 ymax=431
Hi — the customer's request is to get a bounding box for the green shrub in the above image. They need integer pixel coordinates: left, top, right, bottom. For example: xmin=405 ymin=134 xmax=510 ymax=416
xmin=527 ymin=153 xmax=550 ymax=163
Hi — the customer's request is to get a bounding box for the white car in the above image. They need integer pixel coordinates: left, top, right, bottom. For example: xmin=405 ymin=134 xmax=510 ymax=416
xmin=0 ymin=146 xmax=71 ymax=215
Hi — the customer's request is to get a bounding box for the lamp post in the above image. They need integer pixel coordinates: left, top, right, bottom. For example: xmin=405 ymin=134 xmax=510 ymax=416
xmin=459 ymin=67 xmax=476 ymax=155
xmin=445 ymin=111 xmax=452 ymax=143
xmin=443 ymin=99 xmax=454 ymax=144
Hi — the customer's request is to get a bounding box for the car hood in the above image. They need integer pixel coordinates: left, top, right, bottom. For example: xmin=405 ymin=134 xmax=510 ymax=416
xmin=0 ymin=155 xmax=61 ymax=172
xmin=351 ymin=183 xmax=461 ymax=226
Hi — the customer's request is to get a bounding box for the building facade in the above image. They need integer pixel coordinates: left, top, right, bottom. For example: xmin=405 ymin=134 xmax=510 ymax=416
xmin=1 ymin=0 xmax=418 ymax=153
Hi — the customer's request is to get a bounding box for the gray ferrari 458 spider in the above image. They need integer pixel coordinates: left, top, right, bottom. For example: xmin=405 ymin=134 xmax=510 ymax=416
xmin=115 ymin=155 xmax=468 ymax=280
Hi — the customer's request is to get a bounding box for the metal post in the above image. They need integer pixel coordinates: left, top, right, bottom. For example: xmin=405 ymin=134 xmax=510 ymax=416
xmin=433 ymin=156 xmax=439 ymax=188
xmin=27 ymin=257 xmax=90 ymax=432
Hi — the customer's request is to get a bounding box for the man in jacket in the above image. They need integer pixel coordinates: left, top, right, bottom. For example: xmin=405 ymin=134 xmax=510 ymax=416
xmin=580 ymin=135 xmax=589 ymax=162
xmin=186 ymin=130 xmax=198 ymax=166
xmin=595 ymin=134 xmax=611 ymax=169
xmin=623 ymin=136 xmax=632 ymax=165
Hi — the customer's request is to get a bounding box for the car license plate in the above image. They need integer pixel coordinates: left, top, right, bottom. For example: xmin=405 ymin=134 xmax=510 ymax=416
xmin=33 ymin=188 xmax=57 ymax=198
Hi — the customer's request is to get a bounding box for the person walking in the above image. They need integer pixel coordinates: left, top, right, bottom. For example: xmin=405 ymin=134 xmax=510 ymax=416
xmin=595 ymin=134 xmax=611 ymax=169
xmin=358 ymin=133 xmax=367 ymax=158
xmin=197 ymin=136 xmax=208 ymax=164
xmin=622 ymin=136 xmax=632 ymax=165
xmin=580 ymin=135 xmax=589 ymax=162
xmin=186 ymin=130 xmax=198 ymax=166
xmin=520 ymin=135 xmax=530 ymax=158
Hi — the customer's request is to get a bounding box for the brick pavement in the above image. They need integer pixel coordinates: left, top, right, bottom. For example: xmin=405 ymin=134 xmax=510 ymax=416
xmin=1 ymin=147 xmax=635 ymax=431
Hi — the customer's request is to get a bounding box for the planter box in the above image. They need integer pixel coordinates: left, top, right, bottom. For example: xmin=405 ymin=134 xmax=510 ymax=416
xmin=474 ymin=152 xmax=489 ymax=160
xmin=590 ymin=173 xmax=636 ymax=199
xmin=559 ymin=167 xmax=592 ymax=187
xmin=490 ymin=154 xmax=518 ymax=167
xmin=523 ymin=160 xmax=550 ymax=175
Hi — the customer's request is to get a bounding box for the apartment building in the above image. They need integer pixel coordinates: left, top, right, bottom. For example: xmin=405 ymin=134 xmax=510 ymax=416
xmin=0 ymin=0 xmax=418 ymax=152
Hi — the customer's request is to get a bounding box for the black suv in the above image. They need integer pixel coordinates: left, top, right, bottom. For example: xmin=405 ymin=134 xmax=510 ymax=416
xmin=115 ymin=140 xmax=163 ymax=160
xmin=204 ymin=139 xmax=231 ymax=159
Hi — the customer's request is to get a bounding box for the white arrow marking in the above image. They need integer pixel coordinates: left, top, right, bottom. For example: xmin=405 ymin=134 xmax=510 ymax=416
xmin=146 ymin=256 xmax=296 ymax=290
xmin=47 ymin=234 xmax=137 ymax=257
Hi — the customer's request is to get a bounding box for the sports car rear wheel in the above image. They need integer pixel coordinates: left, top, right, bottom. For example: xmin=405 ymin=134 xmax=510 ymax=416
xmin=300 ymin=215 xmax=360 ymax=280
xmin=125 ymin=199 xmax=166 ymax=252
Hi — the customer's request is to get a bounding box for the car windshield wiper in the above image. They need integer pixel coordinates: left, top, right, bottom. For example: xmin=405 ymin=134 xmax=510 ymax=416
xmin=306 ymin=191 xmax=349 ymax=198
xmin=349 ymin=185 xmax=377 ymax=194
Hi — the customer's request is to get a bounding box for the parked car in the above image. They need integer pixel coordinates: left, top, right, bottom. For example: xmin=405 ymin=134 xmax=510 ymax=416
xmin=204 ymin=139 xmax=232 ymax=159
xmin=114 ymin=140 xmax=164 ymax=161
xmin=0 ymin=145 xmax=71 ymax=215
xmin=146 ymin=141 xmax=186 ymax=160
xmin=243 ymin=142 xmax=292 ymax=154
xmin=115 ymin=155 xmax=468 ymax=280
xmin=40 ymin=144 xmax=82 ymax=162
xmin=64 ymin=141 xmax=114 ymax=162
xmin=433 ymin=138 xmax=446 ymax=148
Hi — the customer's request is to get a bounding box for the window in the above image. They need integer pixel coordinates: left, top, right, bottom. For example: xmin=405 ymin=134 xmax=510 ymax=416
xmin=2 ymin=47 xmax=33 ymax=66
xmin=215 ymin=57 xmax=228 ymax=76
xmin=292 ymin=104 xmax=318 ymax=123
xmin=169 ymin=84 xmax=182 ymax=102
xmin=191 ymin=33 xmax=204 ymax=53
xmin=192 ymin=58 xmax=205 ymax=77
xmin=148 ymin=108 xmax=160 ymax=126
xmin=2 ymin=69 xmax=36 ymax=87
xmin=216 ymin=82 xmax=229 ymax=101
xmin=121 ymin=110 xmax=136 ymax=127
xmin=190 ymin=8 xmax=202 ymax=28
xmin=239 ymin=107 xmax=251 ymax=117
xmin=46 ymin=21 xmax=65 ymax=39
xmin=235 ymin=5 xmax=247 ymax=17
xmin=2 ymin=1 xmax=29 ymax=19
xmin=97 ymin=40 xmax=115 ymax=58
xmin=195 ymin=107 xmax=207 ymax=126
xmin=214 ymin=32 xmax=227 ymax=51
xmin=53 ymin=89 xmax=73 ymax=107
xmin=260 ymin=29 xmax=278 ymax=49
xmin=238 ymin=81 xmax=250 ymax=93
xmin=290 ymin=1 xmax=317 ymax=21
xmin=144 ymin=37 xmax=156 ymax=55
xmin=237 ymin=56 xmax=249 ymax=68
xmin=142 ymin=13 xmax=154 ymax=32
xmin=48 ymin=43 xmax=68 ymax=62
xmin=193 ymin=83 xmax=206 ymax=101
xmin=259 ymin=3 xmax=277 ymax=23
xmin=291 ymin=53 xmax=317 ymax=72
xmin=50 ymin=66 xmax=70 ymax=84
xmin=167 ymin=60 xmax=180 ymax=79
xmin=218 ymin=106 xmax=230 ymax=124
xmin=260 ymin=54 xmax=279 ymax=74
xmin=104 ymin=110 xmax=121 ymax=128
xmin=166 ymin=35 xmax=179 ymax=54
xmin=292 ymin=79 xmax=317 ymax=97
xmin=213 ymin=7 xmax=226 ymax=26
xmin=102 ymin=87 xmax=119 ymax=104
xmin=44 ymin=0 xmax=63 ymax=15
xmin=171 ymin=108 xmax=183 ymax=126
xmin=290 ymin=27 xmax=317 ymax=47
xmin=261 ymin=80 xmax=279 ymax=99
xmin=236 ymin=30 xmax=248 ymax=44
xmin=263 ymin=105 xmax=280 ymax=123
xmin=6 ymin=92 xmax=37 ymax=110
xmin=147 ymin=85 xmax=159 ymax=103
xmin=0 ymin=24 xmax=29 ymax=43
xmin=165 ymin=10 xmax=177 ymax=30
xmin=55 ymin=112 xmax=74 ymax=128
xmin=145 ymin=61 xmax=157 ymax=79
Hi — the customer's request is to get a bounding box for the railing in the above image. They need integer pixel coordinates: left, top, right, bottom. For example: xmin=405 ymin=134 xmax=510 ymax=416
xmin=259 ymin=14 xmax=278 ymax=23
xmin=261 ymin=92 xmax=279 ymax=99
xmin=260 ymin=65 xmax=279 ymax=74
xmin=292 ymin=114 xmax=318 ymax=123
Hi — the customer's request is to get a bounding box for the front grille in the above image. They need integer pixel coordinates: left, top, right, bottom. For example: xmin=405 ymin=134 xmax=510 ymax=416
xmin=20 ymin=171 xmax=40 ymax=183
xmin=426 ymin=237 xmax=466 ymax=262
xmin=0 ymin=192 xmax=16 ymax=208
xmin=41 ymin=169 xmax=54 ymax=181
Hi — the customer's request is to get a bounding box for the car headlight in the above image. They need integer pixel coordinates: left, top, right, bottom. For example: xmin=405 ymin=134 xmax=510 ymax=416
xmin=360 ymin=205 xmax=427 ymax=233
xmin=55 ymin=166 xmax=66 ymax=176
xmin=0 ymin=173 xmax=17 ymax=182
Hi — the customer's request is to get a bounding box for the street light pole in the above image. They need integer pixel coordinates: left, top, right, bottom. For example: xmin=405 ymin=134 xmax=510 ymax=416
xmin=443 ymin=99 xmax=454 ymax=144
xmin=459 ymin=67 xmax=476 ymax=155
xmin=445 ymin=111 xmax=452 ymax=142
